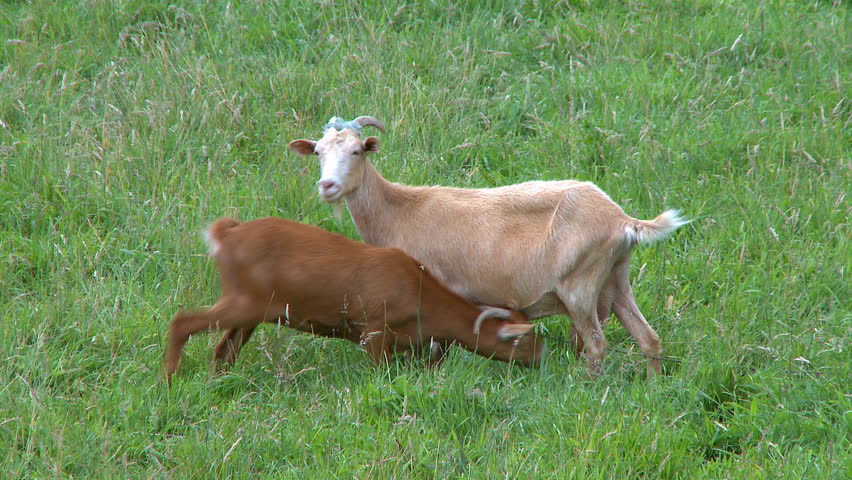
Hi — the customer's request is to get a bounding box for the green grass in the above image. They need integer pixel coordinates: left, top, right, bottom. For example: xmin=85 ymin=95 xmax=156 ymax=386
xmin=1 ymin=0 xmax=849 ymax=478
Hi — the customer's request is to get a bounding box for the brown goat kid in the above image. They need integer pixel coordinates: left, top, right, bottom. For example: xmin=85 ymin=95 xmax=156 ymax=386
xmin=164 ymin=217 xmax=544 ymax=381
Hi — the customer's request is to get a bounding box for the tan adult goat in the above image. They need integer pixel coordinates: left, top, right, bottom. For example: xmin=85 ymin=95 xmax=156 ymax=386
xmin=290 ymin=116 xmax=687 ymax=376
xmin=164 ymin=217 xmax=544 ymax=381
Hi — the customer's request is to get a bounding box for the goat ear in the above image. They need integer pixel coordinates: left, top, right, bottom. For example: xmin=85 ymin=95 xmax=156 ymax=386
xmin=497 ymin=324 xmax=534 ymax=341
xmin=289 ymin=139 xmax=317 ymax=156
xmin=364 ymin=136 xmax=380 ymax=153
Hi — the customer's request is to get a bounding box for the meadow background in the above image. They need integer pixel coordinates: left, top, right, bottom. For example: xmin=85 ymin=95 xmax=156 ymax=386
xmin=1 ymin=0 xmax=849 ymax=478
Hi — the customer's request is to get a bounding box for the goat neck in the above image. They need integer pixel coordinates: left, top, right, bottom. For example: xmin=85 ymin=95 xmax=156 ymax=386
xmin=343 ymin=160 xmax=415 ymax=247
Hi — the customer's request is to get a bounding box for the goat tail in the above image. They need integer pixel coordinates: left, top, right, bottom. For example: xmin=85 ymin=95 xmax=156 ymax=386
xmin=204 ymin=218 xmax=240 ymax=256
xmin=627 ymin=209 xmax=689 ymax=245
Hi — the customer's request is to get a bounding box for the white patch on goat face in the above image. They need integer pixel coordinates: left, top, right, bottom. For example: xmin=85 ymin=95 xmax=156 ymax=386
xmin=316 ymin=130 xmax=365 ymax=203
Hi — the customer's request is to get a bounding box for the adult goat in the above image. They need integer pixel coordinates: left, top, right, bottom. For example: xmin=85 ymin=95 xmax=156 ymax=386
xmin=290 ymin=116 xmax=687 ymax=376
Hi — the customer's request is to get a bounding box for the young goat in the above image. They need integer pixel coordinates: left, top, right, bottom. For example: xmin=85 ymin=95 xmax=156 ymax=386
xmin=290 ymin=116 xmax=688 ymax=377
xmin=164 ymin=217 xmax=544 ymax=381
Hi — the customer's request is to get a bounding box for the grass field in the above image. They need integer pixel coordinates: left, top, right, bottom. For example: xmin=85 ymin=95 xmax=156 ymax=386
xmin=1 ymin=0 xmax=849 ymax=478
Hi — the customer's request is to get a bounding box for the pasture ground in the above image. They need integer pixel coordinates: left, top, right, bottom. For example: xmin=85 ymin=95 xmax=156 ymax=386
xmin=1 ymin=1 xmax=849 ymax=478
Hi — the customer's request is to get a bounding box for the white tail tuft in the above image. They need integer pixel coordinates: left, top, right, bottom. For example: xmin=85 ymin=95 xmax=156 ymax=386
xmin=204 ymin=218 xmax=240 ymax=256
xmin=203 ymin=229 xmax=220 ymax=256
xmin=629 ymin=209 xmax=690 ymax=244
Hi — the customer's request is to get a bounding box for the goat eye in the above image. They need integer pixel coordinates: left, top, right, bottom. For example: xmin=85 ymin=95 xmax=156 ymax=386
xmin=352 ymin=150 xmax=362 ymax=156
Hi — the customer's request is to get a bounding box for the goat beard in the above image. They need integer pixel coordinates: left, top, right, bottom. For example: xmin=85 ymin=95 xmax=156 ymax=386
xmin=331 ymin=200 xmax=345 ymax=220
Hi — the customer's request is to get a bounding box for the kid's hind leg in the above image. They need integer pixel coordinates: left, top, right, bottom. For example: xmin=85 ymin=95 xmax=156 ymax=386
xmin=213 ymin=327 xmax=258 ymax=366
xmin=165 ymin=297 xmax=261 ymax=382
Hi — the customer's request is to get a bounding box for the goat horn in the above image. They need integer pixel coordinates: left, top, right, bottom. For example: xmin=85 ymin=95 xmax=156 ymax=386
xmin=352 ymin=116 xmax=386 ymax=133
xmin=473 ymin=307 xmax=512 ymax=335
